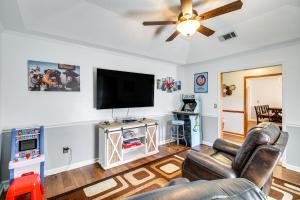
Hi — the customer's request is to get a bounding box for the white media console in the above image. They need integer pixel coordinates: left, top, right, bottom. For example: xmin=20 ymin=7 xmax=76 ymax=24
xmin=97 ymin=119 xmax=159 ymax=169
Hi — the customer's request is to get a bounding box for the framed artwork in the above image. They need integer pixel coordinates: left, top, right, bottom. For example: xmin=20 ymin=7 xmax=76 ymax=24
xmin=156 ymin=77 xmax=181 ymax=93
xmin=194 ymin=72 xmax=208 ymax=93
xmin=28 ymin=60 xmax=80 ymax=91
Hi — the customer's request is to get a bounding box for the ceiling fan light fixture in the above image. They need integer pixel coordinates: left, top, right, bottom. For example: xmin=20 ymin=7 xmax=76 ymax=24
xmin=176 ymin=20 xmax=200 ymax=37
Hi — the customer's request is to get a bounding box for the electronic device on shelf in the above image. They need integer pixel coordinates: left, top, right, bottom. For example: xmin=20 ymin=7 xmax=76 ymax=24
xmin=115 ymin=117 xmax=142 ymax=124
xmin=96 ymin=69 xmax=154 ymax=109
xmin=9 ymin=126 xmax=45 ymax=185
xmin=122 ymin=119 xmax=138 ymax=123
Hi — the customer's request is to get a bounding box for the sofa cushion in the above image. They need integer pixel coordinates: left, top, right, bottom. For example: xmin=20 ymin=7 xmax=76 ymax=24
xmin=183 ymin=150 xmax=237 ymax=180
xmin=255 ymin=122 xmax=281 ymax=144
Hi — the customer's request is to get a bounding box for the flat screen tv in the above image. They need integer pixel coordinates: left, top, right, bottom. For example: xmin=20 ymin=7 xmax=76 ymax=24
xmin=96 ymin=69 xmax=154 ymax=109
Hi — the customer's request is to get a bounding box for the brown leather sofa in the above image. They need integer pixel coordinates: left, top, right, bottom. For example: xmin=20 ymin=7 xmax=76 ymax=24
xmin=125 ymin=178 xmax=267 ymax=200
xmin=182 ymin=122 xmax=288 ymax=195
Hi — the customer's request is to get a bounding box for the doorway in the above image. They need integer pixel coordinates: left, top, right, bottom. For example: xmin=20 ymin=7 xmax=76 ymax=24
xmin=220 ymin=65 xmax=283 ymax=144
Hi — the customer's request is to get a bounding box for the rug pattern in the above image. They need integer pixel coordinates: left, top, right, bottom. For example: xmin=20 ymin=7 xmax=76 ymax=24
xmin=55 ymin=155 xmax=300 ymax=200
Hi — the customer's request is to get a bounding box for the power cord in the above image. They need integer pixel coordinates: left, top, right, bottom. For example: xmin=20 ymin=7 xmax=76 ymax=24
xmin=63 ymin=146 xmax=73 ymax=167
xmin=126 ymin=108 xmax=130 ymax=118
xmin=68 ymin=147 xmax=73 ymax=166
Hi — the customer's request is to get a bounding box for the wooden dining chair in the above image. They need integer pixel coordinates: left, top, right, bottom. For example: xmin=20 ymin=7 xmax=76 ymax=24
xmin=254 ymin=105 xmax=270 ymax=124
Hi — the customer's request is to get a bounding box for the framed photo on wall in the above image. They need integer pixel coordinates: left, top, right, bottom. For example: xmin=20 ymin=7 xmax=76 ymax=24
xmin=28 ymin=60 xmax=80 ymax=92
xmin=194 ymin=72 xmax=208 ymax=93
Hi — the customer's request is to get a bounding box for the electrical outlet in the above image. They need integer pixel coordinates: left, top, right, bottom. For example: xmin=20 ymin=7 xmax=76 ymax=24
xmin=63 ymin=147 xmax=70 ymax=154
xmin=214 ymin=104 xmax=218 ymax=109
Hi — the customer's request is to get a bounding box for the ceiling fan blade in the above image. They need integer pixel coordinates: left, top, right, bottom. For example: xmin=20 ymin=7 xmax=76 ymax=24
xmin=180 ymin=0 xmax=193 ymax=19
xmin=155 ymin=26 xmax=167 ymax=36
xmin=166 ymin=30 xmax=180 ymax=42
xmin=143 ymin=21 xmax=177 ymax=26
xmin=199 ymin=0 xmax=243 ymax=20
xmin=197 ymin=25 xmax=215 ymax=36
xmin=193 ymin=0 xmax=212 ymax=8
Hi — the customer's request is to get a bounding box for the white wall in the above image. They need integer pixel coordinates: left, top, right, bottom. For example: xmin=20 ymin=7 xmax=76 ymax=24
xmin=222 ymin=66 xmax=282 ymax=134
xmin=0 ymin=31 xmax=182 ymax=181
xmin=0 ymin=30 xmax=3 ymax=191
xmin=183 ymin=41 xmax=300 ymax=170
xmin=248 ymin=76 xmax=282 ymax=120
xmin=0 ymin=31 xmax=180 ymax=128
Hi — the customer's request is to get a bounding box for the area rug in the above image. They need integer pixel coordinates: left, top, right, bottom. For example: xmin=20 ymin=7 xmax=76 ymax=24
xmin=55 ymin=155 xmax=300 ymax=200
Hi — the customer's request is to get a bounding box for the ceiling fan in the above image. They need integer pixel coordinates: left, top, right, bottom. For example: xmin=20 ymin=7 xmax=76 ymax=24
xmin=143 ymin=0 xmax=243 ymax=42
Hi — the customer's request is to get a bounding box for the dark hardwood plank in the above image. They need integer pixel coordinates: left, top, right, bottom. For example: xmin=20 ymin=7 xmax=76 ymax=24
xmin=2 ymin=144 xmax=299 ymax=200
xmin=44 ymin=144 xmax=188 ymax=199
xmin=274 ymin=165 xmax=300 ymax=186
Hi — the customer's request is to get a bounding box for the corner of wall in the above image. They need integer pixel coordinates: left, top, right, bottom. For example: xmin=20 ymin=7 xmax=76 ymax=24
xmin=0 ymin=27 xmax=3 ymax=198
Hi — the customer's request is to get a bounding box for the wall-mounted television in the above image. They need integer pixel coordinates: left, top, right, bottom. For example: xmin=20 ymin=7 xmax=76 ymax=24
xmin=96 ymin=69 xmax=154 ymax=109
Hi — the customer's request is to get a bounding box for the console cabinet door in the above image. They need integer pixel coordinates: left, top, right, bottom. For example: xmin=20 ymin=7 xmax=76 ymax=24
xmin=146 ymin=125 xmax=158 ymax=153
xmin=106 ymin=131 xmax=123 ymax=166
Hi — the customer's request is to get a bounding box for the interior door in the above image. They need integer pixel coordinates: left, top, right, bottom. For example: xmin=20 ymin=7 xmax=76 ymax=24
xmin=107 ymin=131 xmax=122 ymax=165
xmin=146 ymin=125 xmax=157 ymax=153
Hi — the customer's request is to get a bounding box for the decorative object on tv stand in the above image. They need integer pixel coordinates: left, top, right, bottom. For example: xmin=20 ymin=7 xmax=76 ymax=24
xmin=194 ymin=72 xmax=208 ymax=93
xmin=223 ymin=84 xmax=236 ymax=97
xmin=28 ymin=60 xmax=80 ymax=91
xmin=157 ymin=77 xmax=181 ymax=93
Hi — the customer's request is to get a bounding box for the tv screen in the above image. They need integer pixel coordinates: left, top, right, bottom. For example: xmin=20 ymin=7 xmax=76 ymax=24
xmin=96 ymin=69 xmax=154 ymax=109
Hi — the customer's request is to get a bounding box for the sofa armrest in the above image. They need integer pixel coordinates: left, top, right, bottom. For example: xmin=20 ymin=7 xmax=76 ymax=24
xmin=185 ymin=150 xmax=237 ymax=179
xmin=166 ymin=178 xmax=191 ymax=187
xmin=213 ymin=138 xmax=241 ymax=156
xmin=240 ymin=145 xmax=281 ymax=188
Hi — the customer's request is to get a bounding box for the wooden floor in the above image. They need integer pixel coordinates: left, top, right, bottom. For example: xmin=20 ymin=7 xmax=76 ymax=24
xmin=222 ymin=121 xmax=258 ymax=144
xmin=44 ymin=144 xmax=189 ymax=199
xmin=52 ymin=144 xmax=300 ymax=200
xmin=222 ymin=132 xmax=244 ymax=144
xmin=273 ymin=165 xmax=300 ymax=187
xmin=2 ymin=143 xmax=299 ymax=200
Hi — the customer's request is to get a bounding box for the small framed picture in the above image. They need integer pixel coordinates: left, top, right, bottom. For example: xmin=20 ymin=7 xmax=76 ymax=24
xmin=194 ymin=72 xmax=208 ymax=93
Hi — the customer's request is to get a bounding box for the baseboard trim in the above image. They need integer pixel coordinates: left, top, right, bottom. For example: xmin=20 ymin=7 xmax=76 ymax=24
xmin=223 ymin=131 xmax=244 ymax=137
xmin=45 ymin=140 xmax=171 ymax=176
xmin=283 ymin=163 xmax=300 ymax=173
xmin=0 ymin=180 xmax=9 ymax=194
xmin=0 ymin=183 xmax=3 ymax=198
xmin=159 ymin=139 xmax=175 ymax=145
xmin=202 ymin=141 xmax=213 ymax=146
xmin=45 ymin=158 xmax=98 ymax=176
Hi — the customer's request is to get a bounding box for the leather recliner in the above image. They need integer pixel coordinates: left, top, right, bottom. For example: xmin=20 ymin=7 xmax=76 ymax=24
xmin=125 ymin=178 xmax=267 ymax=200
xmin=182 ymin=122 xmax=289 ymax=195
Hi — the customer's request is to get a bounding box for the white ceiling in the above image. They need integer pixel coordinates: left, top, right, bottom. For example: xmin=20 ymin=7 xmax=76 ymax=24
xmin=0 ymin=0 xmax=300 ymax=64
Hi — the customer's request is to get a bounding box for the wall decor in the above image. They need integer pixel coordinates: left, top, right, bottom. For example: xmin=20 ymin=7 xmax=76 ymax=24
xmin=157 ymin=77 xmax=181 ymax=93
xmin=223 ymin=84 xmax=236 ymax=97
xmin=28 ymin=60 xmax=80 ymax=91
xmin=194 ymin=72 xmax=208 ymax=93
